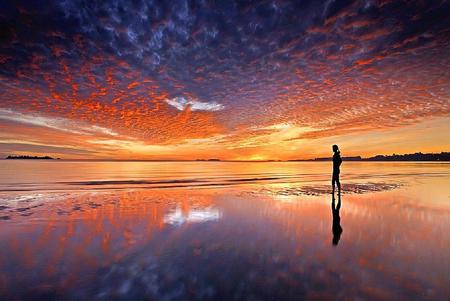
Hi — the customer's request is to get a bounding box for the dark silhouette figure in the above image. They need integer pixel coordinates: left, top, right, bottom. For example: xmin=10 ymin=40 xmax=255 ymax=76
xmin=332 ymin=144 xmax=342 ymax=194
xmin=332 ymin=193 xmax=343 ymax=246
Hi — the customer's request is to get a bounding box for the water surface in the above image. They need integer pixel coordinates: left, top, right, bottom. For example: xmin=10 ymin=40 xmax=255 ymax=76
xmin=0 ymin=161 xmax=449 ymax=300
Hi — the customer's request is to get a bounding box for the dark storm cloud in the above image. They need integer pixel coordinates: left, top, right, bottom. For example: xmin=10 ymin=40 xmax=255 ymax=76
xmin=0 ymin=0 xmax=449 ymax=144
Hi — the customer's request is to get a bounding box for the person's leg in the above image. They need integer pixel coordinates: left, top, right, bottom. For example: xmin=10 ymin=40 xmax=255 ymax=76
xmin=332 ymin=173 xmax=336 ymax=193
xmin=336 ymin=173 xmax=341 ymax=194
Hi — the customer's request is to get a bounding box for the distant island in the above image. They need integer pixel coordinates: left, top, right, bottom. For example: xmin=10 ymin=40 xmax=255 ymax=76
xmin=290 ymin=152 xmax=450 ymax=162
xmin=196 ymin=158 xmax=221 ymax=161
xmin=6 ymin=155 xmax=57 ymax=160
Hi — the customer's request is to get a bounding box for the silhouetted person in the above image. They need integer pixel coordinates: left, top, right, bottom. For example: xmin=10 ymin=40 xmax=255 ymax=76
xmin=332 ymin=144 xmax=342 ymax=194
xmin=332 ymin=193 xmax=343 ymax=246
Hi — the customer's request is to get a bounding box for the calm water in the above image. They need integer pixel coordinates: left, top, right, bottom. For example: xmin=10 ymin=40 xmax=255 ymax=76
xmin=0 ymin=161 xmax=449 ymax=300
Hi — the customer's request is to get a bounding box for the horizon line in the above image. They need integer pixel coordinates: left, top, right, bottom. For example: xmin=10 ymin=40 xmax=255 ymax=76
xmin=3 ymin=151 xmax=450 ymax=162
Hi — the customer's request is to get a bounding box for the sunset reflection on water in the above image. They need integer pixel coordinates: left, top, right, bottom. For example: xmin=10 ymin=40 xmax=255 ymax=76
xmin=0 ymin=162 xmax=449 ymax=300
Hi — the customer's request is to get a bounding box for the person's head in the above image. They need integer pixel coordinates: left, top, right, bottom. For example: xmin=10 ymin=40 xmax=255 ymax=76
xmin=332 ymin=145 xmax=339 ymax=153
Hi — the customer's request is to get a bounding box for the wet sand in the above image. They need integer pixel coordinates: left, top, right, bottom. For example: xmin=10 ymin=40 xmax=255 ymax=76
xmin=0 ymin=162 xmax=449 ymax=300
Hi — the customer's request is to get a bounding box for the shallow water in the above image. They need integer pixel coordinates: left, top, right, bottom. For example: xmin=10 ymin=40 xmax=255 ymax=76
xmin=0 ymin=161 xmax=449 ymax=300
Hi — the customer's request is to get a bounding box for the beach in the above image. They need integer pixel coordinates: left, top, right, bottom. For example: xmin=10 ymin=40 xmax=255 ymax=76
xmin=0 ymin=161 xmax=449 ymax=300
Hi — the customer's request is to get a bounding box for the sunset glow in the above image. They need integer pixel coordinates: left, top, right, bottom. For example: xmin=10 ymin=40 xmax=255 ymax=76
xmin=1 ymin=1 xmax=449 ymax=159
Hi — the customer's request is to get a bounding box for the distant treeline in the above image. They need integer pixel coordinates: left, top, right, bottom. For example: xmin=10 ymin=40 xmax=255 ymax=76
xmin=364 ymin=152 xmax=450 ymax=161
xmin=6 ymin=155 xmax=55 ymax=160
xmin=292 ymin=152 xmax=450 ymax=162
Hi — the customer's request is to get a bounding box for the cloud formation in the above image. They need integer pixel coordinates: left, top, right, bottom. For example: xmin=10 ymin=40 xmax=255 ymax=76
xmin=165 ymin=97 xmax=224 ymax=112
xmin=0 ymin=0 xmax=449 ymax=158
xmin=0 ymin=109 xmax=118 ymax=136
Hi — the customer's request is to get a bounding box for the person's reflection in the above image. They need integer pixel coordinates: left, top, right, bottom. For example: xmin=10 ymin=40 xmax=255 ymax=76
xmin=332 ymin=193 xmax=343 ymax=246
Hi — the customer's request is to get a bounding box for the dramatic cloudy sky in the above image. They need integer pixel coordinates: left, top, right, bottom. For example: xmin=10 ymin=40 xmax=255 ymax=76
xmin=0 ymin=0 xmax=449 ymax=159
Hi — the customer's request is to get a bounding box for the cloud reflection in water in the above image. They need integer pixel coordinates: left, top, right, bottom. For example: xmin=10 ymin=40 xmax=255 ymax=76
xmin=163 ymin=206 xmax=221 ymax=226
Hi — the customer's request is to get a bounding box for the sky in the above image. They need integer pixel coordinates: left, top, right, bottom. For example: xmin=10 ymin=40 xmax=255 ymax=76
xmin=0 ymin=0 xmax=449 ymax=160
